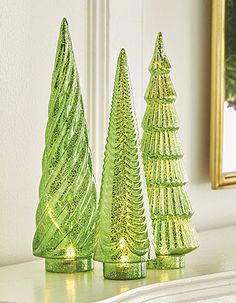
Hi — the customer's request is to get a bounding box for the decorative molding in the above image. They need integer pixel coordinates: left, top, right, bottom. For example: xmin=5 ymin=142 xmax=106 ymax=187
xmin=87 ymin=0 xmax=96 ymax=145
xmin=98 ymin=271 xmax=236 ymax=303
xmin=87 ymin=0 xmax=109 ymax=184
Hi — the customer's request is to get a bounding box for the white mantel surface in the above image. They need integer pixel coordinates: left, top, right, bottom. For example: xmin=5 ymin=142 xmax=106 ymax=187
xmin=1 ymin=226 xmax=236 ymax=303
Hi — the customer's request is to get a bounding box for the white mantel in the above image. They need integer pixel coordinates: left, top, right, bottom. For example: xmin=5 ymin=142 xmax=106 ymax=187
xmin=1 ymin=226 xmax=236 ymax=303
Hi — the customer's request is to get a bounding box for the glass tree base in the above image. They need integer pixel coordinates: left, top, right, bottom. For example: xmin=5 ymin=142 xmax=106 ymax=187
xmin=147 ymin=255 xmax=185 ymax=270
xmin=45 ymin=257 xmax=93 ymax=273
xmin=103 ymin=262 xmax=146 ymax=280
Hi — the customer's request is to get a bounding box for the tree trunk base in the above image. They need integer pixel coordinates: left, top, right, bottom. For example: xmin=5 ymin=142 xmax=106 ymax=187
xmin=45 ymin=257 xmax=93 ymax=273
xmin=103 ymin=262 xmax=146 ymax=280
xmin=147 ymin=255 xmax=185 ymax=269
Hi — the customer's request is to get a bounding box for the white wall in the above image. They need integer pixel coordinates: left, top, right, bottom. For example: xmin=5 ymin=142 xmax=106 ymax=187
xmin=1 ymin=0 xmax=236 ymax=267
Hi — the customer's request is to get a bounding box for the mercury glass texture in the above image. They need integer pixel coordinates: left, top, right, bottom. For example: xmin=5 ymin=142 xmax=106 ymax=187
xmin=94 ymin=49 xmax=154 ymax=280
xmin=141 ymin=33 xmax=199 ymax=269
xmin=32 ymin=18 xmax=97 ymax=273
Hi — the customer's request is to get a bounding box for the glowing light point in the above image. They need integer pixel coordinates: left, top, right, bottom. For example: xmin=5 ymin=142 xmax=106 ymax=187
xmin=66 ymin=246 xmax=75 ymax=259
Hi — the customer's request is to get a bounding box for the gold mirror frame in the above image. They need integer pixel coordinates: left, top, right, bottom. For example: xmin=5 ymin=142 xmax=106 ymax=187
xmin=210 ymin=0 xmax=236 ymax=188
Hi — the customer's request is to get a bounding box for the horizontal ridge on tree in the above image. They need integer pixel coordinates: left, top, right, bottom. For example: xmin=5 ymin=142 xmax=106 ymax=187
xmin=147 ymin=186 xmax=193 ymax=217
xmin=142 ymin=130 xmax=183 ymax=159
xmin=144 ymin=158 xmax=188 ymax=186
xmin=152 ymin=218 xmax=199 ymax=255
xmin=142 ymin=103 xmax=179 ymax=130
xmin=145 ymin=73 xmax=176 ymax=102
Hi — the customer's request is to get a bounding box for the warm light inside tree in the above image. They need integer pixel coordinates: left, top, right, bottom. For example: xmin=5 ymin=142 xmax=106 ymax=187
xmin=94 ymin=49 xmax=155 ymax=280
xmin=32 ymin=18 xmax=97 ymax=273
xmin=141 ymin=33 xmax=199 ymax=269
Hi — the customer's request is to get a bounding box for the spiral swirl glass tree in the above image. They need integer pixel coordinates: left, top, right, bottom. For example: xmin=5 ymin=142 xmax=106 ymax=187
xmin=94 ymin=49 xmax=155 ymax=280
xmin=32 ymin=18 xmax=97 ymax=273
xmin=142 ymin=33 xmax=199 ymax=270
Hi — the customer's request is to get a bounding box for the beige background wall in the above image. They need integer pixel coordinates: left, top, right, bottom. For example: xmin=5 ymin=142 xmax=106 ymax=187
xmin=0 ymin=0 xmax=236 ymax=266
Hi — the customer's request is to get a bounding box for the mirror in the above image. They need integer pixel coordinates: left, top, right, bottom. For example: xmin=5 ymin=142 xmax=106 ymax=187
xmin=211 ymin=0 xmax=236 ymax=188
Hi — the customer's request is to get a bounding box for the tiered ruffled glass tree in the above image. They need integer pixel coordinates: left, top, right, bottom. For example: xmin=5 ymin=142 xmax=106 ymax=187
xmin=94 ymin=49 xmax=155 ymax=280
xmin=141 ymin=33 xmax=199 ymax=269
xmin=32 ymin=18 xmax=97 ymax=273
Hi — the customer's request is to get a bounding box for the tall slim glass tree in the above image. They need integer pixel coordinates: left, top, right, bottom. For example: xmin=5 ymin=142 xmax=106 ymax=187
xmin=94 ymin=49 xmax=155 ymax=280
xmin=32 ymin=18 xmax=97 ymax=273
xmin=142 ymin=33 xmax=199 ymax=269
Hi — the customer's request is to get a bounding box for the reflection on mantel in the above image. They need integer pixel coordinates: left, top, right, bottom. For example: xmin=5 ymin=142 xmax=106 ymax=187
xmin=1 ymin=227 xmax=236 ymax=302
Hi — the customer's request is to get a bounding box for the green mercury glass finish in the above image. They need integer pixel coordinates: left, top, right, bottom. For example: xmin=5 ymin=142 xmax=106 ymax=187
xmin=94 ymin=49 xmax=155 ymax=280
xmin=141 ymin=33 xmax=199 ymax=270
xmin=32 ymin=18 xmax=97 ymax=273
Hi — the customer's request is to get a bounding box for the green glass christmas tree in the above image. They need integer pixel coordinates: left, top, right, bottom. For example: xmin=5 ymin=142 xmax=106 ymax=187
xmin=94 ymin=49 xmax=155 ymax=280
xmin=32 ymin=18 xmax=97 ymax=273
xmin=142 ymin=33 xmax=199 ymax=270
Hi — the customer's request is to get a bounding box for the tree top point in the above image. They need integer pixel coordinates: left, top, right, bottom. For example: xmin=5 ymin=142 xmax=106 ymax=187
xmin=149 ymin=32 xmax=171 ymax=72
xmin=155 ymin=32 xmax=164 ymax=49
xmin=117 ymin=48 xmax=128 ymax=70
xmin=60 ymin=17 xmax=69 ymax=31
xmin=118 ymin=48 xmax=127 ymax=60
